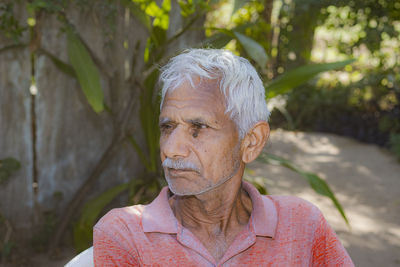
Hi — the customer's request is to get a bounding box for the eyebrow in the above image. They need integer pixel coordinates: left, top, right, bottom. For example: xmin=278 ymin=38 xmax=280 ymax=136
xmin=159 ymin=117 xmax=213 ymax=126
xmin=186 ymin=118 xmax=209 ymax=125
xmin=159 ymin=117 xmax=171 ymax=125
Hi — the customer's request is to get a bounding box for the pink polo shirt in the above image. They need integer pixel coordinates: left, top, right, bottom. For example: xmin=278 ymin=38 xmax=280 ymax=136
xmin=93 ymin=182 xmax=354 ymax=266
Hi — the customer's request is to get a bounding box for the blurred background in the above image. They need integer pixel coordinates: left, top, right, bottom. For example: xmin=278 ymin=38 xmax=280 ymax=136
xmin=0 ymin=0 xmax=399 ymax=266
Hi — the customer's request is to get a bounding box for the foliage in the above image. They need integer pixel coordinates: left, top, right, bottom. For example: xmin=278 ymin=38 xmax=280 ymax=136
xmin=0 ymin=2 xmax=25 ymax=43
xmin=390 ymin=134 xmax=400 ymax=162
xmin=0 ymin=213 xmax=14 ymax=262
xmin=73 ymin=183 xmax=128 ymax=252
xmin=66 ymin=28 xmax=104 ymax=113
xmin=0 ymin=0 xmax=357 ymax=254
xmin=270 ymin=0 xmax=400 ymax=156
xmin=1 ymin=241 xmax=14 ymax=263
xmin=0 ymin=158 xmax=21 ymax=186
xmin=266 ymin=59 xmax=355 ymax=98
xmin=30 ymin=211 xmax=58 ymax=253
xmin=234 ymin=31 xmax=268 ymax=70
xmin=232 ymin=0 xmax=249 ymax=16
xmin=270 ymin=83 xmax=398 ymax=147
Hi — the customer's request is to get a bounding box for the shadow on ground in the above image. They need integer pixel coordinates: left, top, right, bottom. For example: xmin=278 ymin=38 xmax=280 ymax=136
xmin=247 ymin=129 xmax=400 ymax=267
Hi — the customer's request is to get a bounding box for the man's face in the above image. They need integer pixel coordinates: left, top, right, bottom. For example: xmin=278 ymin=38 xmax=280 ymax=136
xmin=159 ymin=78 xmax=242 ymax=196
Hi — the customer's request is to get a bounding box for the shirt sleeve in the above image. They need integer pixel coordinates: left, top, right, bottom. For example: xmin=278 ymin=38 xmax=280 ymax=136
xmin=311 ymin=213 xmax=354 ymax=267
xmin=93 ymin=223 xmax=140 ymax=266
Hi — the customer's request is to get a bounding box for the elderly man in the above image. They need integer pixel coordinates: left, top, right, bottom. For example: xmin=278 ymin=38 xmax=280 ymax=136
xmin=94 ymin=49 xmax=354 ymax=266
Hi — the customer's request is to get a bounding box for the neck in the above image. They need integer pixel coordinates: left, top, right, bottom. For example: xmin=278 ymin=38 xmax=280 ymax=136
xmin=170 ymin=167 xmax=252 ymax=236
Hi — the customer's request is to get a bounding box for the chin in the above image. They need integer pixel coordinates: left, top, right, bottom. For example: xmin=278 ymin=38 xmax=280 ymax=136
xmin=166 ymin=178 xmax=196 ymax=196
xmin=165 ymin=175 xmax=211 ymax=196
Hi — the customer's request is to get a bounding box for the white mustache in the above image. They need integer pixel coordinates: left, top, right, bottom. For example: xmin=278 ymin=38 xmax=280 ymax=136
xmin=162 ymin=158 xmax=200 ymax=173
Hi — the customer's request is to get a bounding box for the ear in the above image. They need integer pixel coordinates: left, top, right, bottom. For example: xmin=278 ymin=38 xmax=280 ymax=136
xmin=241 ymin=122 xmax=270 ymax=163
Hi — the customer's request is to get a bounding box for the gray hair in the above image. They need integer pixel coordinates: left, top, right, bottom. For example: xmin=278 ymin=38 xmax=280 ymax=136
xmin=159 ymin=48 xmax=270 ymax=139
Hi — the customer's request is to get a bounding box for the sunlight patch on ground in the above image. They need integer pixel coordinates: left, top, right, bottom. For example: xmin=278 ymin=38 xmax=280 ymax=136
xmin=250 ymin=130 xmax=400 ymax=267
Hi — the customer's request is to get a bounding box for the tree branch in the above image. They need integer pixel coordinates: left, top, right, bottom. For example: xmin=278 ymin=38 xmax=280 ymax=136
xmin=0 ymin=43 xmax=27 ymax=54
xmin=165 ymin=12 xmax=201 ymax=46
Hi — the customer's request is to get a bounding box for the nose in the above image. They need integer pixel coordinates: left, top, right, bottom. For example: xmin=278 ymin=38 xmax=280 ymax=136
xmin=161 ymin=125 xmax=190 ymax=159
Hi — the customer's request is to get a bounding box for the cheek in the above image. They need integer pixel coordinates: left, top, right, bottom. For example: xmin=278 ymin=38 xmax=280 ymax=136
xmin=159 ymin=135 xmax=174 ymax=163
xmin=196 ymin=137 xmax=237 ymax=175
xmin=159 ymin=138 xmax=166 ymax=158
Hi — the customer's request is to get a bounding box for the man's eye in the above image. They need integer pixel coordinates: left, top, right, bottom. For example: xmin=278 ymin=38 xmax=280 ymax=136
xmin=160 ymin=123 xmax=173 ymax=132
xmin=193 ymin=123 xmax=208 ymax=129
xmin=192 ymin=123 xmax=208 ymax=138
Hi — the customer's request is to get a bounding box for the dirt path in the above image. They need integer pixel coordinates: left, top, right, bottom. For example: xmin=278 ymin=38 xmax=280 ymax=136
xmin=247 ymin=129 xmax=400 ymax=267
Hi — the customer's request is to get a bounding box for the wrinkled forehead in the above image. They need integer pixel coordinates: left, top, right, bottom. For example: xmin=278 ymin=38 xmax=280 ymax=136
xmin=160 ymin=78 xmax=234 ymax=125
xmin=163 ymin=77 xmax=226 ymax=108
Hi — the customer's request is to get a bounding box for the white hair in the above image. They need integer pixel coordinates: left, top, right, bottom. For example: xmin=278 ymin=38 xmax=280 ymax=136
xmin=159 ymin=48 xmax=270 ymax=139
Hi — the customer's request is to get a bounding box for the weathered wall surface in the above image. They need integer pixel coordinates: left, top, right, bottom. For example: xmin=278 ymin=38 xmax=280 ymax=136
xmin=0 ymin=2 xmax=149 ymax=233
xmin=0 ymin=0 xmax=205 ymax=238
xmin=0 ymin=3 xmax=34 ymax=231
xmin=0 ymin=46 xmax=33 ymax=230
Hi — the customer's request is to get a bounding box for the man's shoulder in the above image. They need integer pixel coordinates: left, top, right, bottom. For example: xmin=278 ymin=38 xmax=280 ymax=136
xmin=94 ymin=204 xmax=145 ymax=234
xmin=265 ymin=195 xmax=319 ymax=209
xmin=263 ymin=195 xmax=322 ymax=221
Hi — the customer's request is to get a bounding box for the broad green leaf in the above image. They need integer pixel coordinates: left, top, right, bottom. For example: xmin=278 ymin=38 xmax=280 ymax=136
xmin=0 ymin=158 xmax=21 ymax=185
xmin=246 ymin=178 xmax=268 ymax=195
xmin=67 ymin=29 xmax=104 ymax=113
xmin=257 ymin=153 xmax=349 ymax=225
xmin=232 ymin=0 xmax=248 ymax=15
xmin=203 ymin=32 xmax=234 ymax=49
xmin=73 ymin=183 xmax=128 ymax=252
xmin=202 ymin=25 xmax=253 ymax=49
xmin=234 ymin=32 xmax=268 ymax=69
xmin=266 ymin=59 xmax=356 ymax=99
xmin=303 ymin=172 xmax=349 ymax=225
xmin=244 ymin=168 xmax=269 ymax=195
xmin=41 ymin=49 xmax=76 ymax=78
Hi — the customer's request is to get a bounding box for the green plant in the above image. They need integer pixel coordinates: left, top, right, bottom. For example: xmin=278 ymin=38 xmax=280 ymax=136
xmin=390 ymin=133 xmax=400 ymax=162
xmin=0 ymin=2 xmax=25 ymax=43
xmin=73 ymin=183 xmax=129 ymax=252
xmin=0 ymin=158 xmax=21 ymax=186
xmin=0 ymin=214 xmax=14 ymax=263
xmin=0 ymin=0 xmax=355 ymax=253
xmin=30 ymin=211 xmax=58 ymax=253
xmin=256 ymin=153 xmax=349 ymax=225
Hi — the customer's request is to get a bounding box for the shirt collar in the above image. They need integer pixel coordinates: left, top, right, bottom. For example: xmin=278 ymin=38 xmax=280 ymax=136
xmin=242 ymin=181 xmax=277 ymax=238
xmin=142 ymin=181 xmax=277 ymax=238
xmin=142 ymin=187 xmax=178 ymax=234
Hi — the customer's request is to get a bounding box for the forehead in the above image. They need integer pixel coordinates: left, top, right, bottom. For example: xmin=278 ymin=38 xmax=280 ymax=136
xmin=160 ymin=78 xmax=229 ymax=122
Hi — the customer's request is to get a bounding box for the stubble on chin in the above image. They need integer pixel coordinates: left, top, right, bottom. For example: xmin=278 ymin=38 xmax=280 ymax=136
xmin=165 ymin=159 xmax=241 ymax=196
xmin=164 ymin=172 xmax=210 ymax=196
